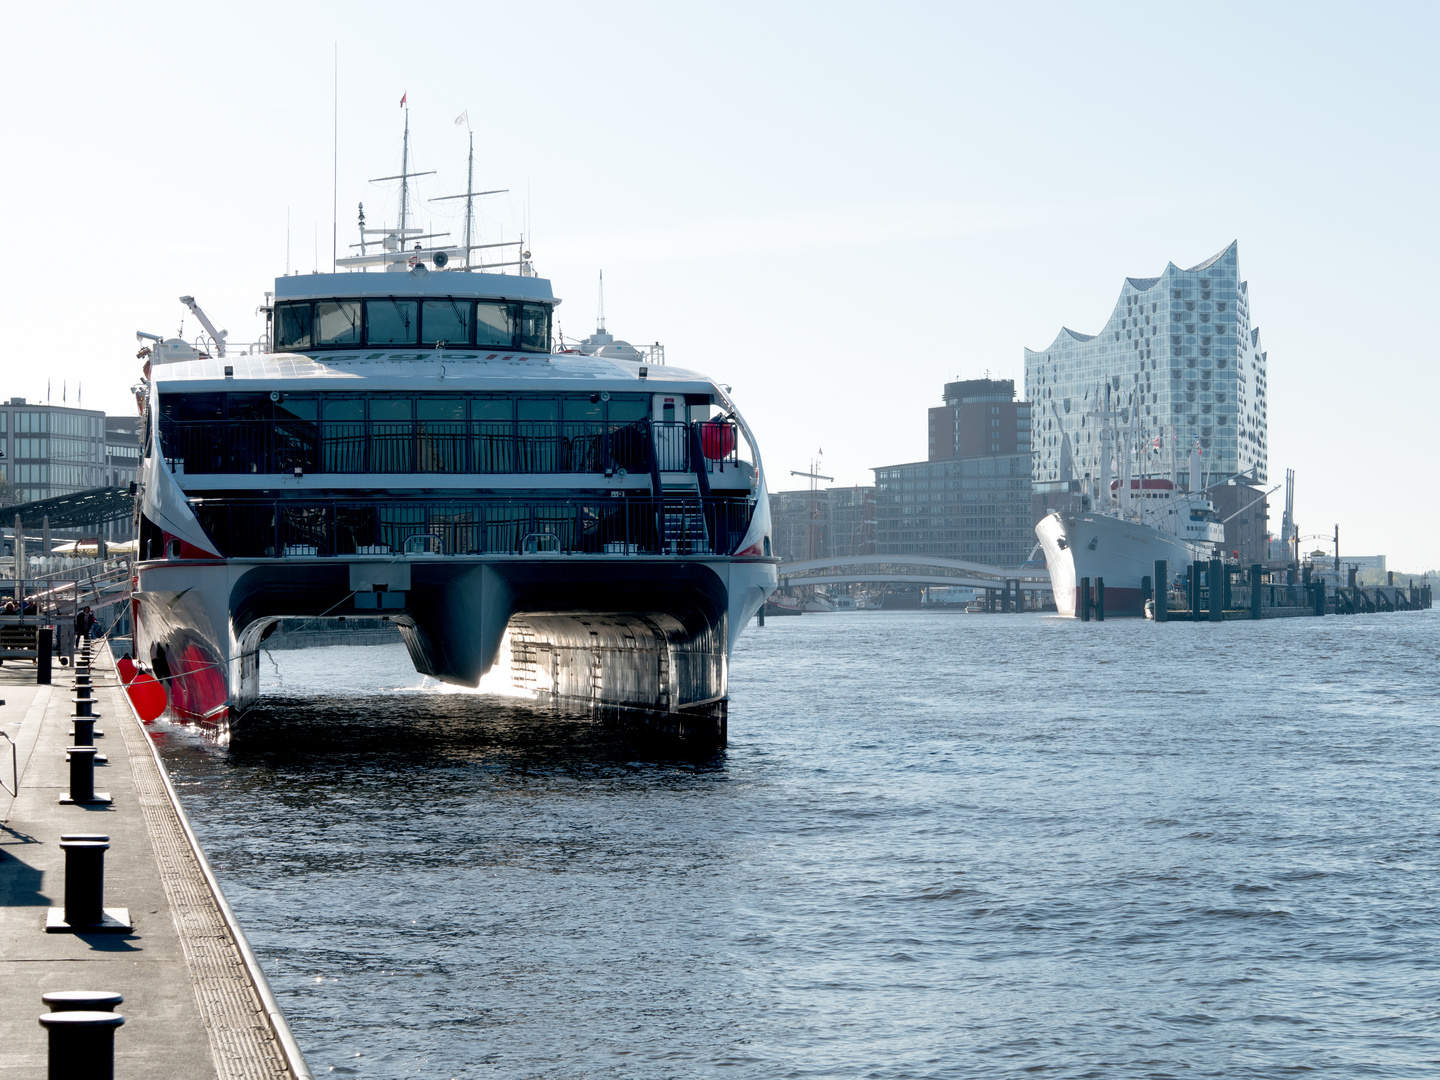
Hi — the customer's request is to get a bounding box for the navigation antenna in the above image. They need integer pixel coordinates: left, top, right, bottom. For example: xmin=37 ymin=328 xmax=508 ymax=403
xmin=597 ymin=270 xmax=606 ymax=332
xmin=370 ymin=107 xmax=435 ymax=244
xmin=429 ymin=131 xmax=507 ymax=271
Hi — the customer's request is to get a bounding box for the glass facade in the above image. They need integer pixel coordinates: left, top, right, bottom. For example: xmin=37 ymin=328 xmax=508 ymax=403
xmin=1025 ymin=242 xmax=1267 ymax=490
xmin=873 ymin=454 xmax=1033 ymax=563
xmin=0 ymin=401 xmax=107 ymax=504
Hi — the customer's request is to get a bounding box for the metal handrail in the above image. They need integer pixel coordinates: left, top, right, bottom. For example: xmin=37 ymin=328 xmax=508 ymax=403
xmin=0 ymin=722 xmax=16 ymax=798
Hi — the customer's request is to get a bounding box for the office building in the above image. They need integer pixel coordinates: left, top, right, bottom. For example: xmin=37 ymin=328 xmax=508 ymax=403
xmin=768 ymin=485 xmax=877 ymax=563
xmin=0 ymin=398 xmax=108 ymax=504
xmin=928 ymin=378 xmax=1031 ymax=461
xmin=1025 ymin=241 xmax=1268 ymax=492
xmin=874 ymin=454 xmax=1033 ymax=563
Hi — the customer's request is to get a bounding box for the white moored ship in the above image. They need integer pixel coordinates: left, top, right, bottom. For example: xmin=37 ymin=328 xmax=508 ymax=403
xmin=1034 ymin=392 xmax=1224 ymax=618
xmin=130 ymin=121 xmax=776 ymax=737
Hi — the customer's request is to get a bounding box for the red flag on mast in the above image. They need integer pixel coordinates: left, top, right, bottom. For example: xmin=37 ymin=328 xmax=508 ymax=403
xmin=399 ymin=92 xmax=407 ymax=107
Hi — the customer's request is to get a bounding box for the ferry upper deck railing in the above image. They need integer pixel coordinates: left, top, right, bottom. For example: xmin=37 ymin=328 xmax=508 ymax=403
xmin=185 ymin=495 xmax=755 ymax=559
xmin=159 ymin=418 xmax=744 ymax=478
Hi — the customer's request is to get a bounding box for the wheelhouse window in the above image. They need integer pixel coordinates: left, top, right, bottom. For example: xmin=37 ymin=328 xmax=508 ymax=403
xmin=316 ymin=301 xmax=361 ymax=346
xmin=272 ymin=296 xmax=552 ymax=352
xmin=366 ymin=299 xmax=418 ymax=345
xmin=275 ymin=302 xmax=313 ymax=351
xmin=519 ymin=303 xmax=550 ymax=351
xmin=421 ymin=300 xmax=470 ymax=346
xmin=475 ymin=302 xmax=514 ymax=348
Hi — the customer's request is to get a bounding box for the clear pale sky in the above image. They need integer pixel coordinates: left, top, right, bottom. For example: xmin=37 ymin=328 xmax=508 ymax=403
xmin=2 ymin=2 xmax=1435 ymax=567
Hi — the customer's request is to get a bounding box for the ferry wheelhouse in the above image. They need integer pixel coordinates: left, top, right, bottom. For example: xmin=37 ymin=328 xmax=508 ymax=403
xmin=133 ymin=198 xmax=774 ymax=737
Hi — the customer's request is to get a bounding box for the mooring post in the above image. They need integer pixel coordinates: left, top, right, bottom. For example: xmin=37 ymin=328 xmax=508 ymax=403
xmin=1250 ymin=564 xmax=1263 ymax=619
xmin=1208 ymin=558 xmax=1223 ymax=622
xmin=1154 ymin=559 xmax=1168 ymax=622
xmin=1314 ymin=579 xmax=1326 ymax=616
xmin=72 ymin=718 xmax=96 ymax=748
xmin=1095 ymin=577 xmax=1105 ymax=621
xmin=60 ymin=839 xmax=107 ymax=928
xmin=38 ymin=1010 xmax=125 ymax=1080
xmin=42 ymin=991 xmax=123 ymax=1013
xmin=38 ymin=625 xmax=52 ymax=685
xmin=1079 ymin=577 xmax=1090 ymax=621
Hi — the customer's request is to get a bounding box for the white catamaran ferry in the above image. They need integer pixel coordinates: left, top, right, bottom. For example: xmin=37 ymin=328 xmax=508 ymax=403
xmin=130 ymin=118 xmax=776 ymax=738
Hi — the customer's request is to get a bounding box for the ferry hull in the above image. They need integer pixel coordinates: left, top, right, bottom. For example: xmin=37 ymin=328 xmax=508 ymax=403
xmin=1035 ymin=512 xmax=1210 ymax=618
xmin=134 ymin=554 xmax=776 ymax=731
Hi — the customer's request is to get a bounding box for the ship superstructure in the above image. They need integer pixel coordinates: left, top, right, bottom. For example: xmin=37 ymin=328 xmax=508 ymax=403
xmin=131 ymin=128 xmax=775 ymax=735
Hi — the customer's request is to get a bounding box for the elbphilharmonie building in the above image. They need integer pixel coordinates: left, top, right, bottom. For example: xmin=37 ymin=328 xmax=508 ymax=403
xmin=1025 ymin=241 xmax=1267 ymax=491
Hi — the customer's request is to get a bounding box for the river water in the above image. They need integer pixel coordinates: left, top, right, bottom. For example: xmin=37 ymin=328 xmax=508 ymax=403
xmin=152 ymin=610 xmax=1440 ymax=1079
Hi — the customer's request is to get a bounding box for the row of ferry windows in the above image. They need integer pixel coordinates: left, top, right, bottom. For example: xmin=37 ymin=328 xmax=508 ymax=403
xmin=274 ymin=299 xmax=552 ymax=352
xmin=160 ymin=392 xmax=655 ymax=425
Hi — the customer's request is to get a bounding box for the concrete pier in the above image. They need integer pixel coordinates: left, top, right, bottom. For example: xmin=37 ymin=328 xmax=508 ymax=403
xmin=0 ymin=644 xmax=309 ymax=1078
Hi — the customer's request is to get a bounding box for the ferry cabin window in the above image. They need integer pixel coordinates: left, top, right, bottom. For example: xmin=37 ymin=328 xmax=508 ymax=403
xmin=316 ymin=301 xmax=361 ymax=346
xmin=421 ymin=300 xmax=470 ymax=346
xmin=562 ymin=397 xmax=603 ymax=424
xmin=417 ymin=398 xmax=465 ymax=421
xmin=475 ymin=302 xmax=514 ymax=348
xmin=366 ymin=299 xmax=418 ymax=345
xmin=322 ymin=398 xmax=364 ymax=422
xmin=275 ymin=302 xmax=313 ymax=351
xmin=519 ymin=304 xmax=550 ymax=351
xmin=471 ymin=398 xmax=513 ymax=422
xmin=607 ymin=395 xmax=649 ymax=424
xmin=369 ymin=398 xmax=413 ymax=422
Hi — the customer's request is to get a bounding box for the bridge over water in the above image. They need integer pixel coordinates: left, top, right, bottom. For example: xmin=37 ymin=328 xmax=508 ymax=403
xmin=778 ymin=555 xmax=1051 ymax=592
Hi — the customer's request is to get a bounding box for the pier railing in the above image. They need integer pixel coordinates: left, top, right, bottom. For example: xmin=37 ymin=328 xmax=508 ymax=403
xmin=159 ymin=418 xmax=742 ymax=478
xmin=187 ymin=495 xmax=756 ymax=559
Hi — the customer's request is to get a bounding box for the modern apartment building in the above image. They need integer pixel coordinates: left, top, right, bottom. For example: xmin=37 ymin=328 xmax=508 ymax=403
xmin=873 ymin=454 xmax=1033 ymax=563
xmin=1025 ymin=241 xmax=1268 ymax=492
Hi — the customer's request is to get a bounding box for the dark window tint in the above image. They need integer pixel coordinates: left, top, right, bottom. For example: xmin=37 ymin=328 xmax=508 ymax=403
xmin=471 ymin=398 xmax=513 ymax=421
xmin=606 ymin=395 xmax=649 ymax=423
xmin=322 ymin=398 xmax=364 ymax=421
xmin=275 ymin=302 xmax=313 ymax=350
xmin=162 ymin=394 xmax=224 ymax=421
xmin=562 ymin=397 xmax=603 ymax=422
xmin=519 ymin=303 xmax=550 ymax=351
xmin=275 ymin=396 xmax=317 ymax=422
xmin=475 ymin=302 xmax=514 ymax=348
xmin=517 ymin=398 xmax=558 ymax=422
xmin=421 ymin=300 xmax=471 ymax=346
xmin=366 ymin=300 xmax=418 ymax=345
xmin=316 ymin=301 xmax=361 ymax=346
xmin=369 ymin=398 xmax=412 ymax=421
xmin=417 ymin=397 xmax=465 ymax=421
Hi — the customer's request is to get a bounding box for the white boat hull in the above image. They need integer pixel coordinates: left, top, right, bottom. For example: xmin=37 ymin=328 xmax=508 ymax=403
xmin=1035 ymin=511 xmax=1212 ymax=618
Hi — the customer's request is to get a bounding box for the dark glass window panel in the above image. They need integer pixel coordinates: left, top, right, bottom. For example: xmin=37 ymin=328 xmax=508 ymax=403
xmin=421 ymin=300 xmax=471 ymax=346
xmin=417 ymin=398 xmax=465 ymax=420
xmin=475 ymin=302 xmax=514 ymax=347
xmin=316 ymin=301 xmax=361 ymax=346
xmin=517 ymin=399 xmax=558 ymax=422
xmin=275 ymin=397 xmax=318 ymax=422
xmin=162 ymin=394 xmax=223 ymax=421
xmin=562 ymin=397 xmax=603 ymax=422
xmin=606 ymin=395 xmax=649 ymax=423
xmin=471 ymin=398 xmax=513 ymax=421
xmin=225 ymin=394 xmax=271 ymax=420
xmin=519 ymin=303 xmax=550 ymax=351
xmin=365 ymin=300 xmax=418 ymax=345
xmin=275 ymin=302 xmax=313 ymax=350
xmin=322 ymin=398 xmax=364 ymax=421
xmin=369 ymin=398 xmax=413 ymax=421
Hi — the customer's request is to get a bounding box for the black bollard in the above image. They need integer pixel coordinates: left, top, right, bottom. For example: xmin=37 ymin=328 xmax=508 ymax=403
xmin=73 ymin=698 xmax=94 ymax=719
xmin=38 ymin=626 xmax=52 ymax=685
xmin=1154 ymin=560 xmax=1169 ymax=622
xmin=38 ymin=1010 xmax=125 ymax=1079
xmin=1208 ymin=558 xmax=1224 ymax=622
xmin=1250 ymin=564 xmax=1263 ymax=619
xmin=42 ymin=990 xmax=123 ymax=1013
xmin=1079 ymin=577 xmax=1091 ymax=621
xmin=59 ymin=747 xmax=110 ymax=806
xmin=46 ymin=837 xmax=130 ymax=933
xmin=1095 ymin=577 xmax=1105 ymax=621
xmin=75 ymin=684 xmax=92 ymax=700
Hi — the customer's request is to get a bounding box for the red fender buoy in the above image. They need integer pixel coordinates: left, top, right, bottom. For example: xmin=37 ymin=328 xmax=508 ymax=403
xmin=127 ymin=672 xmax=167 ymax=722
xmin=116 ymin=657 xmax=137 ymax=685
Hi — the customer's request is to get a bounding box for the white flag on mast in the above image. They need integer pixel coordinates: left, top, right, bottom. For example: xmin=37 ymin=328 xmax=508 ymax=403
xmin=454 ymin=110 xmax=469 ymax=126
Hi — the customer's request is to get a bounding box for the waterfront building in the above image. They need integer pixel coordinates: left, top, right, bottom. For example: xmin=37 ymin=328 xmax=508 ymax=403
xmin=927 ymin=378 xmax=1032 ymax=461
xmin=873 ymin=453 xmax=1032 ymax=564
xmin=1208 ymin=481 xmax=1271 ymax=566
xmin=768 ymin=485 xmax=877 ymax=562
xmin=0 ymin=398 xmax=109 ymax=505
xmin=1025 ymin=241 xmax=1268 ymax=492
